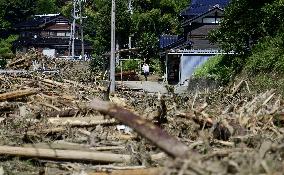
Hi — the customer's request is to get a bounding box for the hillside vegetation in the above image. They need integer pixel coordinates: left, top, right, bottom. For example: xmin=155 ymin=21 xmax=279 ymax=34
xmin=194 ymin=0 xmax=284 ymax=93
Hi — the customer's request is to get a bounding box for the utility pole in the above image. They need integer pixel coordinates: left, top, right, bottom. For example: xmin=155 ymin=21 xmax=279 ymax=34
xmin=71 ymin=0 xmax=76 ymax=59
xmin=79 ymin=0 xmax=85 ymax=60
xmin=110 ymin=0 xmax=116 ymax=93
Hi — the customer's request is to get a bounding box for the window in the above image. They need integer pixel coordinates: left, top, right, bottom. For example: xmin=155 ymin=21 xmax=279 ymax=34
xmin=41 ymin=31 xmax=48 ymax=37
xmin=57 ymin=32 xmax=66 ymax=37
xmin=203 ymin=18 xmax=217 ymax=23
xmin=202 ymin=17 xmax=222 ymax=24
xmin=49 ymin=31 xmax=56 ymax=36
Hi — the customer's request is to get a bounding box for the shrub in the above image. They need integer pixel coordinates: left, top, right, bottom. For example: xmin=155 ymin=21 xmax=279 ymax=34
xmin=89 ymin=54 xmax=105 ymax=74
xmin=193 ymin=55 xmax=237 ymax=84
xmin=150 ymin=58 xmax=163 ymax=75
xmin=116 ymin=59 xmax=140 ymax=73
xmin=0 ymin=35 xmax=18 ymax=59
xmin=245 ymin=33 xmax=284 ymax=75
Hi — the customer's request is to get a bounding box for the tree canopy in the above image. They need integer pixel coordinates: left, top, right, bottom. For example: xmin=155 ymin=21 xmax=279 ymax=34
xmin=210 ymin=0 xmax=284 ymax=54
xmin=83 ymin=0 xmax=189 ymax=61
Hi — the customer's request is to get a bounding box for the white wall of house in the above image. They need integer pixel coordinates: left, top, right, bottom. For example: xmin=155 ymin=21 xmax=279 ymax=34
xmin=180 ymin=55 xmax=211 ymax=86
xmin=42 ymin=48 xmax=56 ymax=58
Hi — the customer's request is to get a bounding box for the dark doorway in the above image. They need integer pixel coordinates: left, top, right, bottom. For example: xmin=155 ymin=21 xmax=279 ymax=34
xmin=167 ymin=54 xmax=180 ymax=85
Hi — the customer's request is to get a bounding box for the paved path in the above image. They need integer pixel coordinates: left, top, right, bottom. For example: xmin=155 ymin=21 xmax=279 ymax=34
xmin=117 ymin=81 xmax=189 ymax=94
xmin=117 ymin=81 xmax=168 ymax=94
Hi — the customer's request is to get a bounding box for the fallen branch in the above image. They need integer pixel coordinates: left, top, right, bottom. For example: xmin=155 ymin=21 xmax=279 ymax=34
xmin=48 ymin=117 xmax=117 ymax=127
xmin=89 ymin=99 xmax=189 ymax=158
xmin=0 ymin=88 xmax=38 ymax=101
xmin=44 ymin=109 xmax=82 ymax=118
xmin=0 ymin=146 xmax=130 ymax=163
xmin=231 ymin=80 xmax=245 ymax=96
xmin=89 ymin=168 xmax=162 ymax=175
xmin=40 ymin=78 xmax=67 ymax=88
xmin=27 ymin=127 xmax=66 ymax=136
xmin=39 ymin=102 xmax=61 ymax=111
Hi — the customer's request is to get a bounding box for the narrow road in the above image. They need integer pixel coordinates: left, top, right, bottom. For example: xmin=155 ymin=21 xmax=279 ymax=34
xmin=117 ymin=81 xmax=168 ymax=94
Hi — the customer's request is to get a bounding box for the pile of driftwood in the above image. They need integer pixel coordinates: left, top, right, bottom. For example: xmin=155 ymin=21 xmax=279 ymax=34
xmin=1 ymin=71 xmax=284 ymax=175
xmin=5 ymin=49 xmax=97 ymax=83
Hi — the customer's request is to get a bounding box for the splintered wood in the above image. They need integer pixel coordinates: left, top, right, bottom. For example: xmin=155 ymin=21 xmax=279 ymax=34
xmin=89 ymin=99 xmax=189 ymax=158
xmin=2 ymin=70 xmax=284 ymax=175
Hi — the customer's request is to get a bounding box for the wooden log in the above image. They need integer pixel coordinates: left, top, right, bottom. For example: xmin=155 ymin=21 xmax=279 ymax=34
xmin=89 ymin=168 xmax=162 ymax=175
xmin=7 ymin=57 xmax=28 ymax=67
xmin=48 ymin=117 xmax=117 ymax=127
xmin=23 ymin=142 xmax=125 ymax=152
xmin=0 ymin=88 xmax=38 ymax=102
xmin=41 ymin=79 xmax=66 ymax=87
xmin=88 ymin=168 xmax=162 ymax=175
xmin=26 ymin=127 xmax=66 ymax=136
xmin=89 ymin=99 xmax=189 ymax=158
xmin=39 ymin=102 xmax=61 ymax=111
xmin=44 ymin=109 xmax=81 ymax=118
xmin=21 ymin=143 xmax=165 ymax=162
xmin=23 ymin=142 xmax=95 ymax=152
xmin=0 ymin=146 xmax=131 ymax=163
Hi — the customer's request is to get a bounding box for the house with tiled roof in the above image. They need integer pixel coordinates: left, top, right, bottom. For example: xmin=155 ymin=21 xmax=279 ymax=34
xmin=160 ymin=0 xmax=230 ymax=85
xmin=13 ymin=14 xmax=92 ymax=59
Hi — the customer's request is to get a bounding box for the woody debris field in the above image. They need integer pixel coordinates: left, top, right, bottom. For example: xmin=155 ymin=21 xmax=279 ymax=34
xmin=0 ymin=52 xmax=284 ymax=175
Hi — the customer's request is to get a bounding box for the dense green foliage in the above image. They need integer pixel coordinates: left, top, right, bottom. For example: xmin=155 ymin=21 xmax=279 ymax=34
xmin=193 ymin=54 xmax=244 ymax=84
xmin=245 ymin=33 xmax=284 ymax=75
xmin=116 ymin=59 xmax=140 ymax=72
xmin=0 ymin=35 xmax=17 ymax=58
xmin=83 ymin=0 xmax=189 ymax=62
xmin=0 ymin=35 xmax=17 ymax=68
xmin=196 ymin=0 xmax=284 ymax=90
xmin=210 ymin=0 xmax=284 ymax=53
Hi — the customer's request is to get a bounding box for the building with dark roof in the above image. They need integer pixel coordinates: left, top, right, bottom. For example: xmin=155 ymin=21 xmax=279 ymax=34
xmin=13 ymin=14 xmax=93 ymax=59
xmin=160 ymin=0 xmax=230 ymax=85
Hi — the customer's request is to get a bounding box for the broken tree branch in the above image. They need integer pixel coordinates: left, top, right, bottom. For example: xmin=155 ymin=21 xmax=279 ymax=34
xmin=0 ymin=88 xmax=39 ymax=102
xmin=48 ymin=117 xmax=117 ymax=127
xmin=43 ymin=109 xmax=82 ymax=118
xmin=88 ymin=99 xmax=189 ymax=158
xmin=89 ymin=168 xmax=162 ymax=175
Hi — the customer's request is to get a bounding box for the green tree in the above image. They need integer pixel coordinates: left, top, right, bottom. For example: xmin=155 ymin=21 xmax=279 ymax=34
xmin=131 ymin=0 xmax=189 ymax=61
xmin=35 ymin=0 xmax=59 ymax=14
xmin=209 ymin=0 xmax=284 ymax=53
xmin=83 ymin=0 xmax=131 ymax=56
xmin=0 ymin=0 xmax=36 ymax=29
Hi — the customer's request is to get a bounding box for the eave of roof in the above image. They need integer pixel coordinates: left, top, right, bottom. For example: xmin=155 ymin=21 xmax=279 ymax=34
xmin=14 ymin=14 xmax=72 ymax=30
xmin=182 ymin=7 xmax=224 ymax=26
xmin=180 ymin=0 xmax=229 ymax=17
